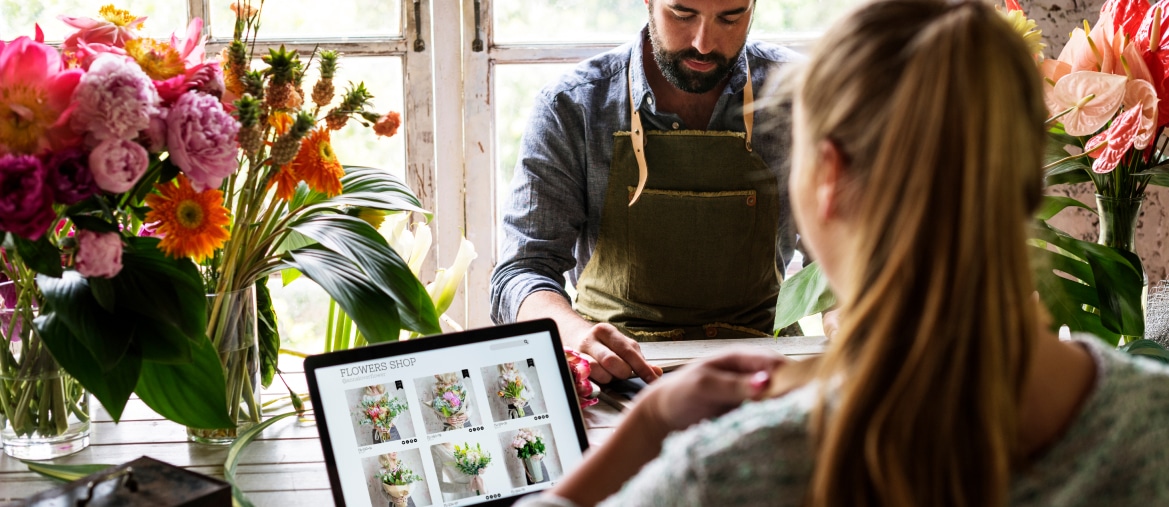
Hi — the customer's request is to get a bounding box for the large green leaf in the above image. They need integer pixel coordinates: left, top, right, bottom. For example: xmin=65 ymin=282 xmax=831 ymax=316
xmin=37 ymin=271 xmax=133 ymax=367
xmin=289 ymin=214 xmax=440 ymax=336
xmin=774 ymin=262 xmax=836 ymax=332
xmin=255 ymin=278 xmax=280 ymax=388
xmin=1036 ymin=196 xmax=1095 ymax=221
xmin=11 ymin=235 xmax=64 ymax=278
xmin=24 ymin=462 xmax=113 ymax=482
xmin=135 ymin=335 xmax=234 ymax=429
xmin=1119 ymin=339 xmax=1169 ymax=363
xmin=33 ymin=312 xmax=140 ymax=421
xmin=285 ymin=247 xmax=404 ymax=341
xmin=225 ymin=411 xmax=299 ymax=507
xmin=113 ymin=237 xmax=207 ymax=340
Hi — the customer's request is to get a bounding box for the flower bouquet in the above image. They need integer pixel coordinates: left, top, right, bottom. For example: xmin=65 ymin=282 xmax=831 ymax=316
xmin=453 ymin=442 xmax=492 ymax=495
xmin=357 ymin=388 xmax=408 ymax=442
xmin=564 ymin=349 xmax=598 ymax=409
xmin=511 ymin=427 xmax=547 ymax=483
xmin=427 ymin=373 xmax=470 ymax=430
xmin=376 ymin=453 xmax=421 ymax=507
xmin=496 ymin=362 xmax=531 ymax=418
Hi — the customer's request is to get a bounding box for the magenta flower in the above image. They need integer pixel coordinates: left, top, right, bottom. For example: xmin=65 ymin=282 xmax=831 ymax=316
xmin=71 ymin=54 xmax=160 ymax=143
xmin=0 ymin=37 xmax=84 ymax=155
xmin=0 ymin=154 xmax=57 ymax=240
xmin=442 ymin=391 xmax=462 ymax=409
xmin=46 ymin=147 xmax=99 ymax=205
xmin=75 ymin=230 xmax=123 ymax=278
xmin=166 ymin=91 xmax=240 ymax=191
xmin=89 ymin=139 xmax=149 ymax=193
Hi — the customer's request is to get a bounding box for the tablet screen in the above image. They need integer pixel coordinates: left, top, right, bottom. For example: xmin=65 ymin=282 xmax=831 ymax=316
xmin=309 ymin=327 xmax=586 ymax=507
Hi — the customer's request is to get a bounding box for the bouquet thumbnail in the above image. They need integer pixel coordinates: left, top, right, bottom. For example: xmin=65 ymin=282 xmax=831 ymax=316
xmin=357 ymin=385 xmax=408 ymax=441
xmin=453 ymin=442 xmax=492 ymax=495
xmin=511 ymin=428 xmax=545 ymax=460
xmin=496 ymin=362 xmax=532 ymax=417
xmin=427 ymin=373 xmax=469 ymax=429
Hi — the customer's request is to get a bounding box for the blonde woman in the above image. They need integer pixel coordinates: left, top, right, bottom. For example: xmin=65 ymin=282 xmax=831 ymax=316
xmin=518 ymin=0 xmax=1169 ymax=505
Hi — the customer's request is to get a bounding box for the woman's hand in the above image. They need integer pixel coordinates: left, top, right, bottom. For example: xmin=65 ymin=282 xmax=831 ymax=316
xmin=634 ymin=350 xmax=787 ymax=434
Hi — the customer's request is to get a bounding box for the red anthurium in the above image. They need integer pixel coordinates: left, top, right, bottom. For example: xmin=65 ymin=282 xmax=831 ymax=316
xmin=1103 ymin=0 xmax=1150 ymax=38
xmin=1005 ymin=0 xmax=1022 ymax=12
xmin=1086 ymin=105 xmax=1143 ymax=173
xmin=1135 ymin=0 xmax=1169 ymax=126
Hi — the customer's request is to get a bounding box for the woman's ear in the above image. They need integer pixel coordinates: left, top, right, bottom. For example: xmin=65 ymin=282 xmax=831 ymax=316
xmin=815 ymin=140 xmax=846 ymax=221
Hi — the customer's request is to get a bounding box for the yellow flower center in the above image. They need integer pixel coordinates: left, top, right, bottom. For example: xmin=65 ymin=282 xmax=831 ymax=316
xmin=99 ymin=5 xmax=142 ymax=28
xmin=125 ymin=38 xmax=186 ymax=81
xmin=317 ymin=140 xmax=338 ymax=163
xmin=0 ymin=85 xmax=53 ymax=154
xmin=176 ymin=199 xmax=205 ymax=229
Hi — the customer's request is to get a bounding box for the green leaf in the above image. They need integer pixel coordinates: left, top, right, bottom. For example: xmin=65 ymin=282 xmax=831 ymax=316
xmin=37 ymin=271 xmax=133 ymax=367
xmin=13 ymin=235 xmax=63 ymax=278
xmin=89 ymin=276 xmax=117 ymax=312
xmin=285 ymin=247 xmax=404 ymax=341
xmin=255 ymin=278 xmax=280 ymax=389
xmin=1043 ymin=134 xmax=1091 ymax=186
xmin=1085 ymin=246 xmax=1145 ymax=336
xmin=24 ymin=462 xmax=113 ymax=482
xmin=33 ymin=312 xmax=140 ymax=421
xmin=289 ymin=214 xmax=440 ymax=336
xmin=774 ymin=262 xmax=837 ymax=332
xmin=1035 ymin=196 xmax=1095 ymax=221
xmin=280 ymin=267 xmax=302 ymax=286
xmin=113 ymin=237 xmax=207 ymax=341
xmin=1119 ymin=339 xmax=1169 ymax=363
xmin=135 ymin=336 xmax=234 ymax=429
xmin=69 ymin=215 xmax=120 ymax=233
xmin=225 ymin=412 xmax=298 ymax=507
xmin=1130 ymin=161 xmax=1169 ymax=177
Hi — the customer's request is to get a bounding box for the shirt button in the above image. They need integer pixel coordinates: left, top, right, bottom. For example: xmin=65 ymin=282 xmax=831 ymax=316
xmin=672 ymin=122 xmax=680 ymax=129
xmin=647 ymin=97 xmax=654 ymax=105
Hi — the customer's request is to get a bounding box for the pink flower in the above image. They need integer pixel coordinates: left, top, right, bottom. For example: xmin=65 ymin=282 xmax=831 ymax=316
xmin=166 ymin=91 xmax=240 ymax=191
xmin=71 ymin=54 xmax=160 ymax=143
xmin=0 ymin=37 xmax=84 ymax=155
xmin=1086 ymin=105 xmax=1143 ymax=174
xmin=89 ymin=139 xmax=148 ymax=193
xmin=564 ymin=348 xmax=598 ymax=408
xmin=1044 ymin=71 xmax=1127 ymax=135
xmin=155 ymin=63 xmax=225 ymax=105
xmin=442 ymin=391 xmax=462 ymax=408
xmin=0 ymin=154 xmax=57 ymax=240
xmin=75 ymin=230 xmax=123 ymax=278
xmin=58 ymin=8 xmax=144 ymax=55
xmin=142 ymin=108 xmax=169 ymax=153
xmin=45 ymin=147 xmax=99 ymax=205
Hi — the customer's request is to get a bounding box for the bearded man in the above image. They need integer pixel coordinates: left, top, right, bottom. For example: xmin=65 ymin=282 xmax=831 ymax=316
xmin=491 ymin=0 xmax=808 ymax=382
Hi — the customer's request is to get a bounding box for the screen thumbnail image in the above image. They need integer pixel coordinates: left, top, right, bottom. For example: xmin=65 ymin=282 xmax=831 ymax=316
xmin=497 ymin=424 xmax=564 ymax=489
xmin=361 ymin=449 xmax=433 ymax=507
xmin=415 ymin=370 xmax=484 ymax=434
xmin=429 ymin=439 xmax=509 ymax=502
xmin=480 ymin=360 xmax=548 ymax=421
xmin=346 ymin=381 xmax=417 ymax=446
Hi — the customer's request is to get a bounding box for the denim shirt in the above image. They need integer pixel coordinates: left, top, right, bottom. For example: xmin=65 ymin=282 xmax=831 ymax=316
xmin=490 ymin=27 xmax=803 ymax=324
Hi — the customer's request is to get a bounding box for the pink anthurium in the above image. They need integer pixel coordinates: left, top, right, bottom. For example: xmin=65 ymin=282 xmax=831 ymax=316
xmin=1086 ymin=105 xmax=1143 ymax=173
xmin=1045 ymin=71 xmax=1127 ymax=135
xmin=1059 ymin=16 xmax=1118 ymax=73
xmin=1123 ymin=78 xmax=1158 ymax=149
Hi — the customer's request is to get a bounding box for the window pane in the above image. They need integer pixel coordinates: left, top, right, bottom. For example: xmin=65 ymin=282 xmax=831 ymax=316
xmin=492 ymin=0 xmax=855 ymax=44
xmin=2 ymin=1 xmax=186 ymax=42
xmin=494 ymin=63 xmax=575 ymax=254
xmin=208 ymin=0 xmax=401 ymax=39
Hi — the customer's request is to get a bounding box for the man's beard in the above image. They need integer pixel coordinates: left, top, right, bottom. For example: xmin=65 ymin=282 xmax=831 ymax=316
xmin=648 ymin=18 xmax=743 ymax=94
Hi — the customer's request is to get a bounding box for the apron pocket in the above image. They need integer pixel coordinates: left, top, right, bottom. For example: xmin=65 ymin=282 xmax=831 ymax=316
xmin=624 ymin=187 xmax=761 ymax=310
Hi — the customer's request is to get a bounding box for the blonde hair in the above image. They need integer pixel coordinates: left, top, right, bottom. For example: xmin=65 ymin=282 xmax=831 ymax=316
xmin=791 ymin=1 xmax=1047 ymax=506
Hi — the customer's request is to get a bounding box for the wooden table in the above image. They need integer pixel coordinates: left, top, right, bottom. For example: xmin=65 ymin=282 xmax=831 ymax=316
xmin=0 ymin=336 xmax=825 ymax=506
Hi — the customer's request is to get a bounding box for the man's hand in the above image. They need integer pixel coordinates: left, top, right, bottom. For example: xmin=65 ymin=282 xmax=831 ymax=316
xmin=516 ymin=291 xmax=661 ymax=383
xmin=574 ymin=322 xmax=662 ymax=383
xmin=634 ymin=350 xmax=786 ymax=433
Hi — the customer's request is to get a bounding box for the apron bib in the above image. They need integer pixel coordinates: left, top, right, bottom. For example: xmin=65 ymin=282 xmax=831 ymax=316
xmin=575 ymin=60 xmax=781 ymax=341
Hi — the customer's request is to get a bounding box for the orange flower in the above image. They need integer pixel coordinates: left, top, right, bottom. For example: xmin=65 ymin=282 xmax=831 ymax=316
xmin=373 ymin=111 xmax=401 ymax=137
xmin=292 ymin=127 xmax=344 ymax=197
xmin=268 ymin=163 xmax=300 ymax=201
xmin=145 ymin=174 xmax=231 ymax=261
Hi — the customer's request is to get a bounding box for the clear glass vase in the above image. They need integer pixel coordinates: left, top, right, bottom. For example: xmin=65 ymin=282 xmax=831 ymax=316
xmin=1096 ymin=194 xmax=1148 ymax=344
xmin=0 ymin=305 xmax=91 ymax=459
xmin=187 ymin=286 xmax=262 ymax=444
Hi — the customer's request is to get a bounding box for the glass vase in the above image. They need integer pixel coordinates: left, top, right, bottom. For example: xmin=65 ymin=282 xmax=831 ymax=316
xmin=187 ymin=286 xmax=262 ymax=444
xmin=1096 ymin=194 xmax=1148 ymax=344
xmin=0 ymin=305 xmax=91 ymax=459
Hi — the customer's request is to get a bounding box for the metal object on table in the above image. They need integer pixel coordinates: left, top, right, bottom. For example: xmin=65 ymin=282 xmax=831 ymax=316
xmin=25 ymin=456 xmax=230 ymax=507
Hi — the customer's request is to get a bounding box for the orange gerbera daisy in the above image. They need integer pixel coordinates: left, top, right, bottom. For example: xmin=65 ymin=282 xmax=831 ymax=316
xmin=292 ymin=127 xmax=344 ymax=197
xmin=268 ymin=163 xmax=300 ymax=201
xmin=145 ymin=174 xmax=231 ymax=261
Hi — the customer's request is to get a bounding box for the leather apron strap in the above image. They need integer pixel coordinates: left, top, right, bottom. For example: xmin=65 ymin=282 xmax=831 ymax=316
xmin=628 ymin=60 xmax=753 ymax=206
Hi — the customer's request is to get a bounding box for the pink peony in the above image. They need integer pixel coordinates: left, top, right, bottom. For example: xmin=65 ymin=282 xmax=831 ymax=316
xmin=89 ymin=139 xmax=149 ymax=193
xmin=72 ymin=54 xmax=160 ymax=143
xmin=0 ymin=37 xmax=84 ymax=155
xmin=142 ymin=108 xmax=169 ymax=153
xmin=443 ymin=391 xmax=462 ymax=408
xmin=75 ymin=230 xmax=123 ymax=278
xmin=166 ymin=91 xmax=240 ymax=191
xmin=0 ymin=154 xmax=57 ymax=240
xmin=58 ymin=9 xmax=144 ymax=55
xmin=45 ymin=147 xmax=99 ymax=205
xmin=155 ymin=63 xmax=225 ymax=105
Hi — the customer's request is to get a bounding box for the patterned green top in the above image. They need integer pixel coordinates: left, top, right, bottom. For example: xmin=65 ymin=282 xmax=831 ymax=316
xmin=519 ymin=335 xmax=1169 ymax=506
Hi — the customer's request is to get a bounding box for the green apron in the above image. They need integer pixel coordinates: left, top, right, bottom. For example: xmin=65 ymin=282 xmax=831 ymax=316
xmin=575 ymin=61 xmax=781 ymax=341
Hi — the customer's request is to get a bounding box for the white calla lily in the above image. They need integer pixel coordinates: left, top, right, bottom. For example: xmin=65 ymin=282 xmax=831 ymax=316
xmin=408 ymin=223 xmax=432 ymax=276
xmin=427 ymin=238 xmax=478 ymax=315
